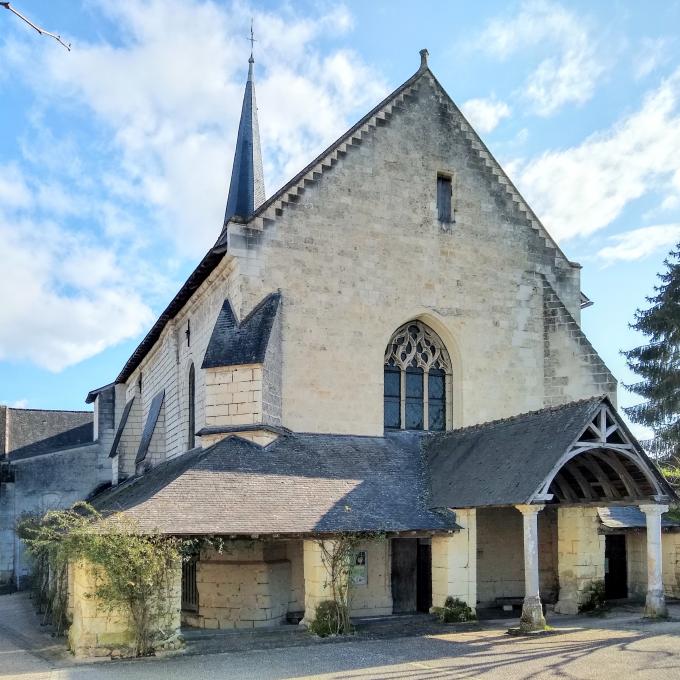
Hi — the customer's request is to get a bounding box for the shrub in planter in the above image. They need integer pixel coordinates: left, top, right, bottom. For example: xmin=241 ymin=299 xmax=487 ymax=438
xmin=432 ymin=596 xmax=477 ymax=623
xmin=578 ymin=580 xmax=607 ymax=615
xmin=308 ymin=600 xmax=344 ymax=637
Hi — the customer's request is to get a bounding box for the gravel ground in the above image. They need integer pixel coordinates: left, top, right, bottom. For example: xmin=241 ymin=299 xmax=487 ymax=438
xmin=2 ymin=593 xmax=680 ymax=680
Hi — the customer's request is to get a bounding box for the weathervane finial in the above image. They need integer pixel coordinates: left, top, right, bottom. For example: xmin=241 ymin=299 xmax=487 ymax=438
xmin=248 ymin=18 xmax=256 ymax=63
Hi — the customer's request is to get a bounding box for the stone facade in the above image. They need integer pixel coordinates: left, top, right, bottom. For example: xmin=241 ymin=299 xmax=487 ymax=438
xmin=432 ymin=510 xmax=477 ymax=610
xmin=554 ymin=507 xmax=606 ymax=615
xmin=68 ymin=560 xmax=182 ymax=657
xmin=476 ymin=506 xmax=558 ymax=606
xmin=627 ymin=531 xmax=680 ymax=600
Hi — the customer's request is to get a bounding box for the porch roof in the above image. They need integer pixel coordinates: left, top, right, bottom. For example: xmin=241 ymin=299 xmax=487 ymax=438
xmin=598 ymin=506 xmax=680 ymax=530
xmin=92 ymin=431 xmax=456 ymax=536
xmin=424 ymin=396 xmax=676 ymax=509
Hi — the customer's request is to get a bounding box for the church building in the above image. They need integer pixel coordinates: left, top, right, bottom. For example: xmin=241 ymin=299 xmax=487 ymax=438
xmin=64 ymin=48 xmax=677 ymax=653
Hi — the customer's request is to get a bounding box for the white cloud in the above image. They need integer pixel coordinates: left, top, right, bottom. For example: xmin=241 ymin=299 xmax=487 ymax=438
xmin=0 ymin=1 xmax=387 ymax=372
xmin=480 ymin=0 xmax=606 ymax=116
xmin=635 ymin=37 xmax=672 ymax=79
xmin=514 ymin=68 xmax=680 ymax=241
xmin=0 ymin=165 xmax=154 ymax=371
xmin=597 ymin=224 xmax=680 ymax=264
xmin=461 ymin=97 xmax=511 ymax=133
xmin=8 ymin=0 xmax=387 ymax=257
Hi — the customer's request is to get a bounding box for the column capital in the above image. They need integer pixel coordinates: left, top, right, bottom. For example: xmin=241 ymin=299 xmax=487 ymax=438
xmin=515 ymin=504 xmax=545 ymax=516
xmin=639 ymin=503 xmax=669 ymax=516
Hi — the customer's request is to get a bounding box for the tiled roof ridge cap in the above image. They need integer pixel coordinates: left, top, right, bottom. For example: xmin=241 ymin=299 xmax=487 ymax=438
xmin=438 ymin=395 xmax=606 ymax=437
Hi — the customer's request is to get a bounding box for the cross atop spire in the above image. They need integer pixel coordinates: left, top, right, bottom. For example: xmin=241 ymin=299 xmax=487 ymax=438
xmin=223 ymin=22 xmax=265 ymax=226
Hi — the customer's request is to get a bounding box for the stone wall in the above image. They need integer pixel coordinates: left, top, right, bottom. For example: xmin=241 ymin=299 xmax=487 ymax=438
xmin=204 ymin=365 xmax=264 ymax=428
xmin=123 ymin=257 xmax=239 ymax=463
xmin=476 ymin=507 xmax=558 ymax=606
xmin=2 ymin=442 xmax=109 ymax=589
xmin=186 ymin=541 xmax=294 ymax=629
xmin=108 ymin=70 xmax=614 ymax=447
xmin=627 ymin=531 xmax=680 ymax=599
xmin=554 ymin=507 xmax=605 ymax=615
xmin=432 ymin=510 xmax=477 ymax=610
xmin=68 ymin=560 xmax=181 ymax=658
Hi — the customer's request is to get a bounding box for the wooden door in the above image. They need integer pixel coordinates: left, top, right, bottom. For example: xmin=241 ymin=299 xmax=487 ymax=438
xmin=391 ymin=539 xmax=417 ymax=613
xmin=416 ymin=541 xmax=432 ymax=613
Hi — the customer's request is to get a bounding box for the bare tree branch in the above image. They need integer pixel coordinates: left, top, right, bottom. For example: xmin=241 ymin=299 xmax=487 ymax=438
xmin=1 ymin=2 xmax=71 ymax=51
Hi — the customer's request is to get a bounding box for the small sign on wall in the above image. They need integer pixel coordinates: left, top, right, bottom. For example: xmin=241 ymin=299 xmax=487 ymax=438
xmin=351 ymin=550 xmax=367 ymax=586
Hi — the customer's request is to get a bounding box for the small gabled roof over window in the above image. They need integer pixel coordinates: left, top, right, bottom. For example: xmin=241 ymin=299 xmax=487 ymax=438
xmin=202 ymin=292 xmax=280 ymax=369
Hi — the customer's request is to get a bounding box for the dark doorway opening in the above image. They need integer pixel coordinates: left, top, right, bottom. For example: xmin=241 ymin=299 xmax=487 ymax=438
xmin=605 ymin=534 xmax=628 ymax=599
xmin=391 ymin=538 xmax=432 ymax=614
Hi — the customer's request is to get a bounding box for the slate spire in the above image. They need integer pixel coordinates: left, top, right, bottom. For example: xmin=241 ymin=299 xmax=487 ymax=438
xmin=223 ymin=34 xmax=265 ymax=225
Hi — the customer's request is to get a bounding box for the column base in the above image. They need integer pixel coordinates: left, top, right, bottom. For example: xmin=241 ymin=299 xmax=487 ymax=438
xmin=554 ymin=598 xmax=578 ymax=615
xmin=644 ymin=589 xmax=668 ymax=619
xmin=520 ymin=595 xmax=547 ymax=632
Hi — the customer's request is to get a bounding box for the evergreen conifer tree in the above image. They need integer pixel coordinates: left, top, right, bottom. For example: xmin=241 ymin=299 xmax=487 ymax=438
xmin=624 ymin=244 xmax=680 ymax=463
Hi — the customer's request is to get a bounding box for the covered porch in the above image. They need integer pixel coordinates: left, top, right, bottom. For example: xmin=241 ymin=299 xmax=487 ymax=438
xmin=426 ymin=396 xmax=677 ymax=630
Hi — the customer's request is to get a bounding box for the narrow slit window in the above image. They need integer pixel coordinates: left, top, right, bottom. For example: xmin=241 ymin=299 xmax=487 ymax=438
xmin=437 ymin=175 xmax=452 ymax=223
xmin=188 ymin=363 xmax=195 ymax=449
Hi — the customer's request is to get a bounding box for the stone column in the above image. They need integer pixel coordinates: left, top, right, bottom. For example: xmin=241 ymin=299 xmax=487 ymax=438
xmin=301 ymin=539 xmax=332 ymax=625
xmin=554 ymin=507 xmax=605 ymax=615
xmin=431 ymin=509 xmax=477 ymax=611
xmin=515 ymin=504 xmax=547 ymax=631
xmin=639 ymin=503 xmax=669 ymax=618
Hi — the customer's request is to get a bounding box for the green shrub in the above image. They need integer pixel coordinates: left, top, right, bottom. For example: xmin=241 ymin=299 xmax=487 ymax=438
xmin=432 ymin=596 xmax=477 ymax=623
xmin=578 ymin=580 xmax=607 ymax=614
xmin=308 ymin=600 xmax=344 ymax=637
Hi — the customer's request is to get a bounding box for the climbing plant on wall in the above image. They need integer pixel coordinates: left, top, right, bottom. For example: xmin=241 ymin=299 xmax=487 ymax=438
xmin=312 ymin=532 xmax=386 ymax=636
xmin=18 ymin=502 xmax=182 ymax=656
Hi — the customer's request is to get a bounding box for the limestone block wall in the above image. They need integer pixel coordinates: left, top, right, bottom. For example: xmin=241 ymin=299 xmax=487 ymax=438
xmin=627 ymin=532 xmax=647 ymax=599
xmin=542 ymin=280 xmax=618 ymax=407
xmin=116 ymin=394 xmax=143 ymax=480
xmin=476 ymin=507 xmax=558 ymax=606
xmin=68 ymin=560 xmax=181 ymax=658
xmin=188 ymin=541 xmax=293 ymax=629
xmin=284 ymin=540 xmax=305 ymax=612
xmin=627 ymin=531 xmax=680 ymax=599
xmin=554 ymin=507 xmax=605 ymax=615
xmin=122 ymin=257 xmax=239 ymax=463
xmin=231 ymin=75 xmax=598 ymax=435
xmin=204 ymin=365 xmax=263 ymax=428
xmin=432 ymin=510 xmax=477 ymax=610
xmin=146 ymin=400 xmax=166 ymax=467
xmin=349 ymin=539 xmax=392 ymax=617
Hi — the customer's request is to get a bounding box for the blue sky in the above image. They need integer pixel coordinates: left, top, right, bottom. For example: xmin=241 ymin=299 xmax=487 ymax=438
xmin=1 ymin=1 xmax=679 ymax=438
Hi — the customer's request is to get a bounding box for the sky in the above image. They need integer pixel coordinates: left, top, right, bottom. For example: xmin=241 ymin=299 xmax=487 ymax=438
xmin=1 ymin=1 xmax=679 ymax=439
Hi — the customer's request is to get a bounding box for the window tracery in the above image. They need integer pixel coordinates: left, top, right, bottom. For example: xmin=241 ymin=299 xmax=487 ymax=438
xmin=384 ymin=321 xmax=451 ymax=432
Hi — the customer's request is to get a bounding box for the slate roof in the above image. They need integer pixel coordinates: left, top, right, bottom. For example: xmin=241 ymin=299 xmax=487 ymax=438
xmin=223 ymin=56 xmax=265 ymax=224
xmin=202 ymin=293 xmax=280 ymax=369
xmin=426 ymin=396 xmax=646 ymax=509
xmin=109 ymin=397 xmax=135 ymax=458
xmin=135 ymin=391 xmax=164 ymax=465
xmin=5 ymin=408 xmax=94 ymax=461
xmin=91 ymin=432 xmax=456 ymax=536
xmin=598 ymin=506 xmax=680 ymax=530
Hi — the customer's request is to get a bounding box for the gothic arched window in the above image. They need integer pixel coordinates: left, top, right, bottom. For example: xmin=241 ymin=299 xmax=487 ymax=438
xmin=384 ymin=321 xmax=451 ymax=432
xmin=187 ymin=363 xmax=195 ymax=449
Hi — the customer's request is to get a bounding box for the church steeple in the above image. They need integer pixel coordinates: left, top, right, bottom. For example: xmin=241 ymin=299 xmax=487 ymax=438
xmin=224 ymin=26 xmax=265 ymax=225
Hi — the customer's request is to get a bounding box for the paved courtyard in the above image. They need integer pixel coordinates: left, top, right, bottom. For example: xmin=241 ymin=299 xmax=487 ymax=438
xmin=2 ymin=593 xmax=680 ymax=680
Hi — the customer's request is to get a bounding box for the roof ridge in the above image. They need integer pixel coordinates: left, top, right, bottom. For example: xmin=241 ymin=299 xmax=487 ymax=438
xmin=220 ymin=66 xmax=426 ymax=238
xmin=441 ymin=395 xmax=605 ymax=436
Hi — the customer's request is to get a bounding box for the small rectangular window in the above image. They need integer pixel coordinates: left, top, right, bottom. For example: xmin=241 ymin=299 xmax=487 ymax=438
xmin=437 ymin=175 xmax=452 ymax=223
